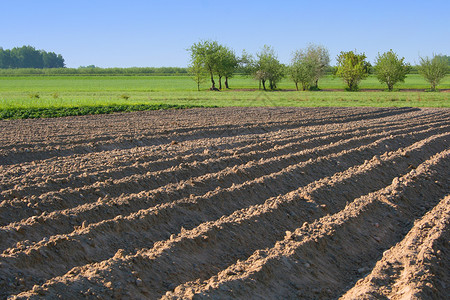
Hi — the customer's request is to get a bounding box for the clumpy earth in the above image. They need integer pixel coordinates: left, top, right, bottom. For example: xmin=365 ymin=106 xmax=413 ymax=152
xmin=0 ymin=107 xmax=448 ymax=299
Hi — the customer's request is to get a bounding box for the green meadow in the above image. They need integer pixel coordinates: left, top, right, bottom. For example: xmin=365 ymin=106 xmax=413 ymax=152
xmin=0 ymin=74 xmax=448 ymax=119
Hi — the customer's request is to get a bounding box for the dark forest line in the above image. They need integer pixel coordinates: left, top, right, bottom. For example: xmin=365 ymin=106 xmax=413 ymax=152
xmin=0 ymin=46 xmax=65 ymax=69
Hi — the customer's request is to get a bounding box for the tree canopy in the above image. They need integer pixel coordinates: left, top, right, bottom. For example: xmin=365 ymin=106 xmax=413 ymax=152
xmin=289 ymin=44 xmax=330 ymax=91
xmin=0 ymin=46 xmax=65 ymax=68
xmin=374 ymin=50 xmax=410 ymax=91
xmin=336 ymin=50 xmax=370 ymax=91
xmin=188 ymin=55 xmax=206 ymax=91
xmin=418 ymin=54 xmax=448 ymax=91
xmin=188 ymin=40 xmax=238 ymax=90
xmin=216 ymin=46 xmax=238 ymax=89
xmin=254 ymin=45 xmax=284 ymax=90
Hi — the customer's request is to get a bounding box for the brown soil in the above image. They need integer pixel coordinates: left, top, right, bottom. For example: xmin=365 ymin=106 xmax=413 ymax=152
xmin=0 ymin=107 xmax=448 ymax=299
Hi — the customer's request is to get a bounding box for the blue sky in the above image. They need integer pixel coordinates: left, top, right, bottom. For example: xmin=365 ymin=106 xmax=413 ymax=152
xmin=1 ymin=0 xmax=449 ymax=67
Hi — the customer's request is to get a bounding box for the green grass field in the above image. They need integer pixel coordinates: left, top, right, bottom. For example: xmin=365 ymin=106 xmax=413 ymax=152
xmin=0 ymin=74 xmax=448 ymax=119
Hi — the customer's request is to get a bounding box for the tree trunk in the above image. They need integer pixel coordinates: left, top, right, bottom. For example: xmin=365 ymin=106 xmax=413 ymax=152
xmin=209 ymin=70 xmax=215 ymax=89
xmin=313 ymin=79 xmax=319 ymax=90
xmin=218 ymin=75 xmax=222 ymax=90
xmin=225 ymin=77 xmax=229 ymax=89
xmin=262 ymin=79 xmax=266 ymax=91
xmin=295 ymin=82 xmax=298 ymax=91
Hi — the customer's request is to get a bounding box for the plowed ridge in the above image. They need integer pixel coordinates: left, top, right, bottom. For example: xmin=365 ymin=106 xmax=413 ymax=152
xmin=0 ymin=107 xmax=448 ymax=299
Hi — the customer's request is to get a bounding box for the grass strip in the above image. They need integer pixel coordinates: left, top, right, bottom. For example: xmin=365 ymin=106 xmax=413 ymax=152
xmin=0 ymin=103 xmax=211 ymax=120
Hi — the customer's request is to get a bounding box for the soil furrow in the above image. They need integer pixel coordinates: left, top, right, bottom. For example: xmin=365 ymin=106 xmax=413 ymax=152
xmin=0 ymin=107 xmax=439 ymax=167
xmin=1 ymin=126 xmax=445 ymax=253
xmin=0 ymin=120 xmax=388 ymax=203
xmin=340 ymin=195 xmax=449 ymax=300
xmin=0 ymin=107 xmax=447 ymax=300
xmin=0 ymin=107 xmax=421 ymax=152
xmin=2 ymin=111 xmax=443 ymax=197
xmin=1 ymin=133 xmax=447 ymax=297
xmin=1 ymin=119 xmax=446 ymax=232
xmin=161 ymin=149 xmax=449 ymax=300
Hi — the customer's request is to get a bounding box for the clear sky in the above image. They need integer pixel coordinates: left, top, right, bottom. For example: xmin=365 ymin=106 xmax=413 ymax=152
xmin=1 ymin=0 xmax=449 ymax=68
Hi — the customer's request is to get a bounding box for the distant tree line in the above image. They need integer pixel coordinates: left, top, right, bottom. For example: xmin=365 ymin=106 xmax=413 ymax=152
xmin=188 ymin=40 xmax=449 ymax=91
xmin=0 ymin=66 xmax=188 ymax=76
xmin=1 ymin=44 xmax=448 ymax=91
xmin=0 ymin=46 xmax=65 ymax=68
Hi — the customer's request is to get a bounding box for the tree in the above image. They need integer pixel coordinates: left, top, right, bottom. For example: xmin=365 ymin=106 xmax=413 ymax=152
xmin=435 ymin=55 xmax=450 ymax=67
xmin=289 ymin=44 xmax=330 ymax=91
xmin=375 ymin=50 xmax=410 ymax=91
xmin=188 ymin=40 xmax=221 ymax=90
xmin=214 ymin=45 xmax=237 ymax=89
xmin=11 ymin=46 xmax=44 ymax=68
xmin=336 ymin=50 xmax=370 ymax=91
xmin=188 ymin=56 xmax=206 ymax=91
xmin=289 ymin=51 xmax=314 ymax=91
xmin=219 ymin=47 xmax=238 ymax=89
xmin=0 ymin=48 xmax=12 ymax=68
xmin=254 ymin=45 xmax=284 ymax=90
xmin=306 ymin=44 xmax=330 ymax=89
xmin=42 ymin=51 xmax=65 ymax=68
xmin=237 ymin=50 xmax=254 ymax=76
xmin=418 ymin=54 xmax=448 ymax=91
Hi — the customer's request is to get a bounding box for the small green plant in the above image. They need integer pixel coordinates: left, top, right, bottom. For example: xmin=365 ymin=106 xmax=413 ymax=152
xmin=52 ymin=92 xmax=59 ymax=99
xmin=29 ymin=92 xmax=40 ymax=99
xmin=0 ymin=104 xmax=209 ymax=120
xmin=120 ymin=94 xmax=130 ymax=100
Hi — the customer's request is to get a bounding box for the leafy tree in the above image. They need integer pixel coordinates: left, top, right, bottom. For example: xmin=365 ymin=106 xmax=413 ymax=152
xmin=42 ymin=51 xmax=65 ymax=68
xmin=219 ymin=47 xmax=238 ymax=89
xmin=188 ymin=40 xmax=221 ymax=90
xmin=289 ymin=45 xmax=330 ymax=91
xmin=254 ymin=45 xmax=284 ymax=90
xmin=374 ymin=50 xmax=410 ymax=91
xmin=306 ymin=44 xmax=330 ymax=89
xmin=336 ymin=50 xmax=370 ymax=91
xmin=0 ymin=48 xmax=12 ymax=68
xmin=214 ymin=45 xmax=226 ymax=90
xmin=188 ymin=57 xmax=206 ymax=91
xmin=214 ymin=45 xmax=238 ymax=89
xmin=11 ymin=46 xmax=44 ymax=68
xmin=289 ymin=51 xmax=314 ymax=91
xmin=237 ymin=50 xmax=254 ymax=76
xmin=188 ymin=41 xmax=238 ymax=90
xmin=418 ymin=54 xmax=448 ymax=91
xmin=435 ymin=55 xmax=450 ymax=66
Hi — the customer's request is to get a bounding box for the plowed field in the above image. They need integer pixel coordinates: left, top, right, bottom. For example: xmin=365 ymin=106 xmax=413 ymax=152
xmin=0 ymin=107 xmax=448 ymax=299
